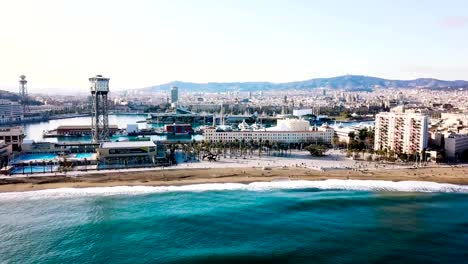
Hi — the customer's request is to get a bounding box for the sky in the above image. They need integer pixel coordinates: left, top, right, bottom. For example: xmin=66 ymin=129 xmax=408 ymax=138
xmin=1 ymin=0 xmax=468 ymax=93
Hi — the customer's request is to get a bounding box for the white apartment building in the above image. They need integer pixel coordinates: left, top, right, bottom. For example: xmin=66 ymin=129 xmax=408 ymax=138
xmin=203 ymin=119 xmax=334 ymax=144
xmin=444 ymin=133 xmax=468 ymax=161
xmin=374 ymin=112 xmax=428 ymax=154
xmin=0 ymin=100 xmax=24 ymax=124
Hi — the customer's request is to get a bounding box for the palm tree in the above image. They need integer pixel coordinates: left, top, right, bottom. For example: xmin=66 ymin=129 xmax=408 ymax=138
xmin=228 ymin=141 xmax=233 ymax=158
xmin=83 ymin=158 xmax=88 ymax=171
xmin=221 ymin=140 xmax=227 ymax=158
xmin=208 ymin=140 xmax=214 ymax=153
xmin=272 ymin=142 xmax=278 ymax=156
xmin=215 ymin=141 xmax=222 ymax=156
xmin=388 ymin=150 xmax=396 ymax=162
xmin=29 ymin=161 xmax=33 ymax=175
xmin=264 ymin=140 xmax=271 ymax=156
xmin=42 ymin=160 xmax=46 ymax=173
xmin=48 ymin=160 xmax=53 ymax=173
xmin=258 ymin=138 xmax=263 ymax=157
xmin=241 ymin=139 xmax=246 ymax=158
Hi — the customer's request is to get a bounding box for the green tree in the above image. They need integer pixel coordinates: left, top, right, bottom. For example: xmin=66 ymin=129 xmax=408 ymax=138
xmin=305 ymin=145 xmax=326 ymax=157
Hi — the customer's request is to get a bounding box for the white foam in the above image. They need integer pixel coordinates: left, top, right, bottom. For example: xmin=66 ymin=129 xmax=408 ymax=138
xmin=0 ymin=180 xmax=467 ymax=200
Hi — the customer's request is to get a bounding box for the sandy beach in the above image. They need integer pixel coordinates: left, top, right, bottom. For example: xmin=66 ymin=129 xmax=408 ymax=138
xmin=1 ymin=165 xmax=467 ymax=193
xmin=1 ymin=150 xmax=467 ymax=193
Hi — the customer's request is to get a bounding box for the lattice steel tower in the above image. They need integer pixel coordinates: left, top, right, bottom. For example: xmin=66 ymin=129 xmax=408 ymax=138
xmin=19 ymin=75 xmax=29 ymax=113
xmin=89 ymin=75 xmax=110 ymax=142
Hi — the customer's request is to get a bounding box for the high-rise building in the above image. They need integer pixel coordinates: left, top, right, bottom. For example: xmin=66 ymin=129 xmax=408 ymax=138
xmin=171 ymin=86 xmax=178 ymax=105
xmin=374 ymin=112 xmax=428 ymax=154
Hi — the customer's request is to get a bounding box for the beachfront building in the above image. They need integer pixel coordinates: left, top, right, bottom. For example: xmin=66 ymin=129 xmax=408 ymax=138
xmin=333 ymin=126 xmax=358 ymax=144
xmin=52 ymin=125 xmax=120 ymax=136
xmin=203 ymin=119 xmax=334 ymax=144
xmin=21 ymin=141 xmax=99 ymax=154
xmin=444 ymin=133 xmax=468 ymax=162
xmin=0 ymin=100 xmax=24 ymax=124
xmin=0 ymin=126 xmax=25 ymax=151
xmin=374 ymin=112 xmax=428 ymax=154
xmin=97 ymin=141 xmax=166 ymax=167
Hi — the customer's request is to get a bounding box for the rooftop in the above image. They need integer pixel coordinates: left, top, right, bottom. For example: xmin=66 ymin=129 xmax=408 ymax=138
xmin=56 ymin=125 xmax=119 ymax=129
xmin=0 ymin=126 xmax=24 ymax=134
xmin=100 ymin=141 xmax=156 ymax=149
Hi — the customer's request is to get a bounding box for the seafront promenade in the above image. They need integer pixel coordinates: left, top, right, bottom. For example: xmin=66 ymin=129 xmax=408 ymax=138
xmin=1 ymin=149 xmax=443 ymax=179
xmin=1 ymin=148 xmax=467 ymax=194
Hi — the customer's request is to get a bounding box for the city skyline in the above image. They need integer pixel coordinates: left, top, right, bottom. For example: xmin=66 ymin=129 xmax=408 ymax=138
xmin=2 ymin=2 xmax=468 ymax=263
xmin=1 ymin=0 xmax=468 ymax=92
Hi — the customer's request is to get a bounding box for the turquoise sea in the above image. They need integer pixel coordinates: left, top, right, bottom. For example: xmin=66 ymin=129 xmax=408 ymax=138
xmin=1 ymin=180 xmax=468 ymax=264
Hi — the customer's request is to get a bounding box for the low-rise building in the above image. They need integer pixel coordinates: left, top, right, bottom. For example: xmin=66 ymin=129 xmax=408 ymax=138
xmin=0 ymin=126 xmax=25 ymax=151
xmin=333 ymin=126 xmax=357 ymax=144
xmin=97 ymin=141 xmax=160 ymax=165
xmin=444 ymin=133 xmax=468 ymax=161
xmin=54 ymin=125 xmax=119 ymax=136
xmin=21 ymin=140 xmax=99 ymax=154
xmin=0 ymin=100 xmax=23 ymax=124
xmin=203 ymin=119 xmax=334 ymax=144
xmin=165 ymin=124 xmax=193 ymax=134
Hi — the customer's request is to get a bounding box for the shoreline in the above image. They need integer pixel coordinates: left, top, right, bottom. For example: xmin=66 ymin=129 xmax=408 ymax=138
xmin=1 ymin=166 xmax=467 ymax=193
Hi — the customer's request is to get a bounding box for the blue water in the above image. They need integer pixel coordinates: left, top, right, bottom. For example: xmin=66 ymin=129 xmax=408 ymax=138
xmin=11 ymin=165 xmax=58 ymax=174
xmin=73 ymin=153 xmax=95 ymax=159
xmin=1 ymin=182 xmax=467 ymax=263
xmin=22 ymin=115 xmax=149 ymax=142
xmin=13 ymin=153 xmax=58 ymax=162
xmin=22 ymin=114 xmax=203 ymax=143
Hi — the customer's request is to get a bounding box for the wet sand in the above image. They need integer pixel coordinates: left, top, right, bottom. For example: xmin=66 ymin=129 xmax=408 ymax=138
xmin=0 ymin=166 xmax=467 ymax=193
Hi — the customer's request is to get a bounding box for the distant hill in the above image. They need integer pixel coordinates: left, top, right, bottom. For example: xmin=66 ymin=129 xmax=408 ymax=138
xmin=0 ymin=90 xmax=24 ymax=102
xmin=0 ymin=90 xmax=42 ymax=105
xmin=138 ymin=75 xmax=468 ymax=93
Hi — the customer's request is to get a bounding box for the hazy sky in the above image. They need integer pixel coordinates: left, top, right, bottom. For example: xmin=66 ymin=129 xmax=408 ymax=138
xmin=1 ymin=0 xmax=468 ymax=93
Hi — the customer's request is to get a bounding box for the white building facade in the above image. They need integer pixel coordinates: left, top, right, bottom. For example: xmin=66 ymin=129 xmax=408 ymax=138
xmin=0 ymin=100 xmax=24 ymax=124
xmin=203 ymin=119 xmax=334 ymax=144
xmin=444 ymin=133 xmax=468 ymax=161
xmin=374 ymin=112 xmax=428 ymax=154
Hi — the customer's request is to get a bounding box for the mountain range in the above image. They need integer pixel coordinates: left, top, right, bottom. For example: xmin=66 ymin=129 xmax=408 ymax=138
xmin=139 ymin=75 xmax=468 ymax=93
xmin=0 ymin=90 xmax=26 ymax=102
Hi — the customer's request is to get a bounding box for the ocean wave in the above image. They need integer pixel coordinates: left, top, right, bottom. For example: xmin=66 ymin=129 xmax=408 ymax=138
xmin=0 ymin=180 xmax=467 ymax=200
